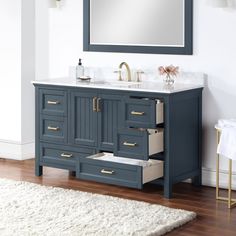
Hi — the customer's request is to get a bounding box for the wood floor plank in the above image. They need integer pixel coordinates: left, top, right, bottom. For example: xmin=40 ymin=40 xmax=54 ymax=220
xmin=0 ymin=158 xmax=235 ymax=235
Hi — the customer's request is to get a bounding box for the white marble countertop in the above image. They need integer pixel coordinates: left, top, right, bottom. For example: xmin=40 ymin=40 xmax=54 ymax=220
xmin=32 ymin=76 xmax=204 ymax=94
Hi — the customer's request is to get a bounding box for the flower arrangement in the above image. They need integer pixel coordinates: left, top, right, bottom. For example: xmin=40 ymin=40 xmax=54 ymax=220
xmin=158 ymin=65 xmax=179 ymax=85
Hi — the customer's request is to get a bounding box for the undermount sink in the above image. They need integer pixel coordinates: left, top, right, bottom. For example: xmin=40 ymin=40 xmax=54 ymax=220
xmin=90 ymin=80 xmax=141 ymax=87
xmin=112 ymin=81 xmax=141 ymax=86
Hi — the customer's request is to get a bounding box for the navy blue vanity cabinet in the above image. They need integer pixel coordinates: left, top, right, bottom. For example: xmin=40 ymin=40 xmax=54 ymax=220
xmin=34 ymin=83 xmax=203 ymax=199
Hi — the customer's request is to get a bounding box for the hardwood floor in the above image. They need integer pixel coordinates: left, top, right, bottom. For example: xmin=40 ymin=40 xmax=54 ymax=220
xmin=0 ymin=158 xmax=235 ymax=236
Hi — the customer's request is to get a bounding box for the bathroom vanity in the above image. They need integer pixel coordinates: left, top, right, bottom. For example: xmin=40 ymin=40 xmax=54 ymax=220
xmin=33 ymin=78 xmax=203 ymax=198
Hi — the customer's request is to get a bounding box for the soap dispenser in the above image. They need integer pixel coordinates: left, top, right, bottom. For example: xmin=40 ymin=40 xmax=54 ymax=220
xmin=76 ymin=59 xmax=84 ymax=79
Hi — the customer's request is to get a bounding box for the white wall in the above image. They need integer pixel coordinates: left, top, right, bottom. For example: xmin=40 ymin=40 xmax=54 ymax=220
xmin=0 ymin=0 xmax=37 ymax=159
xmin=21 ymin=0 xmax=35 ymax=144
xmin=0 ymin=0 xmax=22 ymax=142
xmin=35 ymin=0 xmax=49 ymax=81
xmin=48 ymin=0 xmax=236 ymax=188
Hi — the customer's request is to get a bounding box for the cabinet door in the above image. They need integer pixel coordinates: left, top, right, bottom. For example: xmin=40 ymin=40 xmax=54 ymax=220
xmin=70 ymin=91 xmax=97 ymax=147
xmin=97 ymin=94 xmax=122 ymax=151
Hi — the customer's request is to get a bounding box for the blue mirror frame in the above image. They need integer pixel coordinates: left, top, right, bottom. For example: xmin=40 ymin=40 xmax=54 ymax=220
xmin=83 ymin=0 xmax=193 ymax=55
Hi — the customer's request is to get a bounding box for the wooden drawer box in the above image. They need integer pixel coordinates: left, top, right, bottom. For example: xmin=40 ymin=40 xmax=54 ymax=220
xmin=124 ymin=98 xmax=163 ymax=128
xmin=40 ymin=115 xmax=67 ymax=144
xmin=114 ymin=128 xmax=164 ymax=160
xmin=76 ymin=153 xmax=163 ymax=189
xmin=40 ymin=89 xmax=67 ymax=116
xmin=40 ymin=143 xmax=95 ymax=171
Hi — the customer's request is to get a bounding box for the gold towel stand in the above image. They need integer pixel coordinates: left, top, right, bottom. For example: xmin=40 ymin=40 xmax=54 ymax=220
xmin=216 ymin=127 xmax=236 ymax=209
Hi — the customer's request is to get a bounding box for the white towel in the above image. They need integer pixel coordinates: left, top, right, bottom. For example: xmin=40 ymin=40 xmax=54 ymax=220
xmin=217 ymin=126 xmax=236 ymax=160
xmin=217 ymin=119 xmax=236 ymax=128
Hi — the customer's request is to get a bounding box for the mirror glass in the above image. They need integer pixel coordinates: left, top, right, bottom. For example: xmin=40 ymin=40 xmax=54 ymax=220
xmin=84 ymin=0 xmax=193 ymax=54
xmin=90 ymin=0 xmax=184 ymax=47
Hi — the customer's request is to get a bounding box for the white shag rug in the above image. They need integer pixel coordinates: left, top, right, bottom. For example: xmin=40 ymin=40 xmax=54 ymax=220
xmin=0 ymin=178 xmax=196 ymax=236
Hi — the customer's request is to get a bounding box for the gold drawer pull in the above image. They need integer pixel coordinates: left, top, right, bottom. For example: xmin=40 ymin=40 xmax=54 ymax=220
xmin=123 ymin=142 xmax=137 ymax=147
xmin=131 ymin=111 xmax=145 ymax=116
xmin=93 ymin=97 xmax=97 ymax=112
xmin=47 ymin=126 xmax=60 ymax=131
xmin=47 ymin=100 xmax=60 ymax=105
xmin=96 ymin=98 xmax=101 ymax=112
xmin=61 ymin=153 xmax=73 ymax=158
xmin=101 ymin=169 xmax=115 ymax=175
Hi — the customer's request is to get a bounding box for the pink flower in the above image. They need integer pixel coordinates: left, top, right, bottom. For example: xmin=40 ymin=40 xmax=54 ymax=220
xmin=158 ymin=65 xmax=179 ymax=77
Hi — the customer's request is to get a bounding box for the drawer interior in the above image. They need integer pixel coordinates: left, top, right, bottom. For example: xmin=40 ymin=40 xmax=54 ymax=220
xmin=148 ymin=129 xmax=164 ymax=155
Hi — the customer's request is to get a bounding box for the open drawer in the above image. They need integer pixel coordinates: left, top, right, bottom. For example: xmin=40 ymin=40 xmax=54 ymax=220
xmin=124 ymin=98 xmax=164 ymax=128
xmin=76 ymin=153 xmax=163 ymax=189
xmin=114 ymin=128 xmax=164 ymax=160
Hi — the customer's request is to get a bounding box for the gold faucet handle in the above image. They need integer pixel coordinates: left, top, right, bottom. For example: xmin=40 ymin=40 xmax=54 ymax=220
xmin=114 ymin=70 xmax=122 ymax=81
xmin=136 ymin=70 xmax=144 ymax=82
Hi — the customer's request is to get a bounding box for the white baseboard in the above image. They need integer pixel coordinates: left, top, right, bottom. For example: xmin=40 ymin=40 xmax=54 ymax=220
xmin=0 ymin=140 xmax=35 ymax=160
xmin=202 ymin=167 xmax=236 ymax=190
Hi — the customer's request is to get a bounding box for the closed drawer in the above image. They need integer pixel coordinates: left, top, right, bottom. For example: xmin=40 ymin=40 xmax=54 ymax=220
xmin=114 ymin=128 xmax=164 ymax=160
xmin=76 ymin=153 xmax=163 ymax=189
xmin=124 ymin=98 xmax=163 ymax=128
xmin=40 ymin=89 xmax=67 ymax=116
xmin=40 ymin=143 xmax=95 ymax=171
xmin=40 ymin=115 xmax=67 ymax=144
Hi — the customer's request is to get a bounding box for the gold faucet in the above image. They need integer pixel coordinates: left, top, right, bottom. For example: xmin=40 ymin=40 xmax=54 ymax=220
xmin=118 ymin=62 xmax=131 ymax=82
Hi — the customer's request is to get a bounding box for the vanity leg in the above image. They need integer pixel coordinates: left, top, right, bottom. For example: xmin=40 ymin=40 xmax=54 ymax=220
xmin=69 ymin=171 xmax=76 ymax=176
xmin=35 ymin=164 xmax=43 ymax=176
xmin=164 ymin=182 xmax=173 ymax=199
xmin=192 ymin=174 xmax=202 ymax=186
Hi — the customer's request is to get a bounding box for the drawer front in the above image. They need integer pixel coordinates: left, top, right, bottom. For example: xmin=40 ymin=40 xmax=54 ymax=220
xmin=40 ymin=143 xmax=95 ymax=171
xmin=114 ymin=129 xmax=148 ymax=160
xmin=77 ymin=156 xmax=143 ymax=189
xmin=40 ymin=115 xmax=67 ymax=144
xmin=124 ymin=98 xmax=161 ymax=128
xmin=40 ymin=89 xmax=67 ymax=116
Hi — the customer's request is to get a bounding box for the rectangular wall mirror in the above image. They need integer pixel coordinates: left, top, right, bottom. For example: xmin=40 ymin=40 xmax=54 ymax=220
xmin=83 ymin=0 xmax=193 ymax=55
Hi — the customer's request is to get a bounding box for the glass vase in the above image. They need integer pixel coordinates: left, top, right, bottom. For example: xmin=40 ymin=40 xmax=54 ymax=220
xmin=163 ymin=74 xmax=175 ymax=85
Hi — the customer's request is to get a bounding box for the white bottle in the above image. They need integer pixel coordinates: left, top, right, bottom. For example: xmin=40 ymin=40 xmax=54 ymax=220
xmin=76 ymin=59 xmax=84 ymax=79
